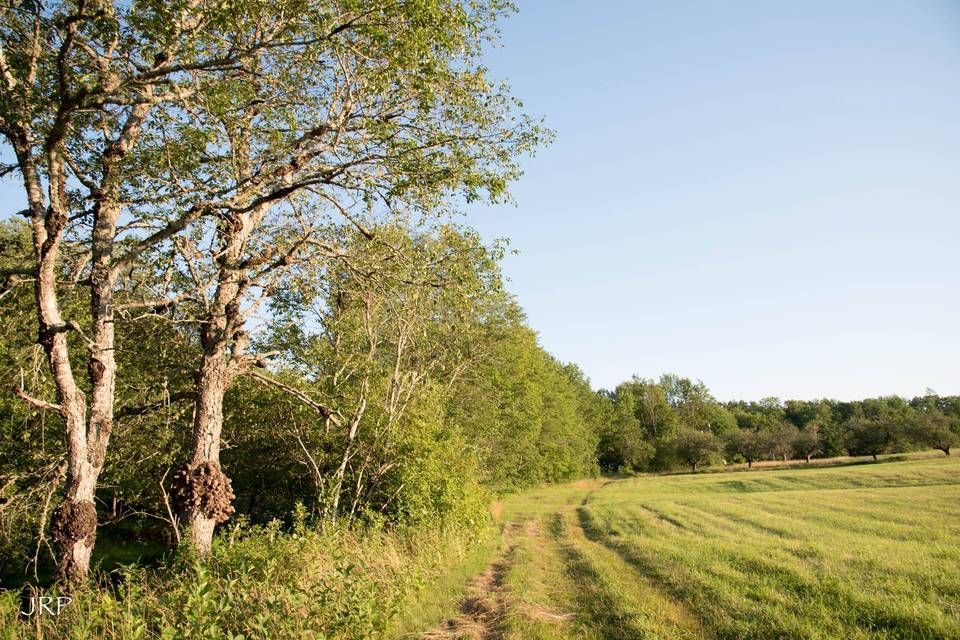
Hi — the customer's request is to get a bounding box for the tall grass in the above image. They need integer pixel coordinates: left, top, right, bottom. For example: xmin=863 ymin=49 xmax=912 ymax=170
xmin=0 ymin=516 xmax=495 ymax=640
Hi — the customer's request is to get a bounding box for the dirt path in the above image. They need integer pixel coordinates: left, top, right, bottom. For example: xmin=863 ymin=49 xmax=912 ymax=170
xmin=419 ymin=524 xmax=520 ymax=640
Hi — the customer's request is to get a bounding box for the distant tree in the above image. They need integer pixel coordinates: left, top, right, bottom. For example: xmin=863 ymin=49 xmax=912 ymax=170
xmin=784 ymin=400 xmax=819 ymax=429
xmin=723 ymin=430 xmax=763 ymax=468
xmin=846 ymin=419 xmax=898 ymax=460
xmin=791 ymin=426 xmax=822 ymax=463
xmin=660 ymin=374 xmax=710 ymax=407
xmin=597 ymin=411 xmax=655 ymax=473
xmin=674 ymin=429 xmax=721 ymax=472
xmin=727 ymin=398 xmax=785 ymax=432
xmin=910 ymin=414 xmax=960 ymax=456
xmin=661 ymin=374 xmax=736 ymax=437
xmin=621 ymin=378 xmax=680 ymax=442
xmin=768 ymin=423 xmax=800 ymax=462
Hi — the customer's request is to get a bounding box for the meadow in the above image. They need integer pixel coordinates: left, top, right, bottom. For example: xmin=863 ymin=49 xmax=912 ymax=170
xmin=4 ymin=454 xmax=958 ymax=639
xmin=432 ymin=454 xmax=960 ymax=640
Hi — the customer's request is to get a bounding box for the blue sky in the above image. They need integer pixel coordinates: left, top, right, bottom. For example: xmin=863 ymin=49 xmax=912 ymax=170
xmin=1 ymin=1 xmax=957 ymax=402
xmin=464 ymin=0 xmax=960 ymax=400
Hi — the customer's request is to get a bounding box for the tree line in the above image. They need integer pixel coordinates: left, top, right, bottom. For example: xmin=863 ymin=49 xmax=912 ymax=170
xmin=0 ymin=215 xmax=604 ymax=584
xmin=596 ymin=374 xmax=960 ymax=473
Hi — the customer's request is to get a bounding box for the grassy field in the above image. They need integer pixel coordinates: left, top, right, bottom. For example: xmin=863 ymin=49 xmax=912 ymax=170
xmin=424 ymin=454 xmax=960 ymax=640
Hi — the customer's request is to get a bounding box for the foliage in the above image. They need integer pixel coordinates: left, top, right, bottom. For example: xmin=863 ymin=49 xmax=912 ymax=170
xmin=446 ymin=322 xmax=602 ymax=490
xmin=846 ymin=419 xmax=900 ymax=460
xmin=599 ymin=372 xmax=959 ymax=474
xmin=672 ymin=428 xmax=721 ymax=472
xmin=909 ymin=413 xmax=960 ymax=456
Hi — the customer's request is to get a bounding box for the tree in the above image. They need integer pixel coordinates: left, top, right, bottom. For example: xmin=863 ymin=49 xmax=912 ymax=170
xmin=597 ymin=412 xmax=655 ymax=473
xmin=0 ymin=0 xmax=488 ymax=580
xmin=768 ymin=423 xmax=800 ymax=462
xmin=846 ymin=419 xmax=898 ymax=460
xmin=662 ymin=374 xmax=736 ymax=437
xmin=0 ymin=0 xmax=164 ymax=579
xmin=446 ymin=317 xmax=600 ymax=489
xmin=791 ymin=426 xmax=822 ymax=463
xmin=259 ymin=225 xmax=510 ymax=524
xmin=783 ymin=399 xmax=819 ymax=429
xmin=673 ymin=429 xmax=720 ymax=472
xmin=3 ymin=0 xmax=546 ymax=565
xmin=723 ymin=429 xmax=768 ymax=469
xmin=911 ymin=414 xmax=960 ymax=456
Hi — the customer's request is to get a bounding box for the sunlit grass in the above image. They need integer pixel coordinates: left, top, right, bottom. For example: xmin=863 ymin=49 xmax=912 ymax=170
xmin=496 ymin=454 xmax=960 ymax=640
xmin=5 ymin=455 xmax=957 ymax=639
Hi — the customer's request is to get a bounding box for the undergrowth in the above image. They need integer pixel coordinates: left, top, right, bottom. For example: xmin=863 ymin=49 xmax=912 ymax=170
xmin=0 ymin=512 xmax=494 ymax=640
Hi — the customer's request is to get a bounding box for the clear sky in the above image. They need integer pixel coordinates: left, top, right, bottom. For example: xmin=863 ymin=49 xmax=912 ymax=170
xmin=463 ymin=0 xmax=960 ymax=401
xmin=1 ymin=1 xmax=957 ymax=402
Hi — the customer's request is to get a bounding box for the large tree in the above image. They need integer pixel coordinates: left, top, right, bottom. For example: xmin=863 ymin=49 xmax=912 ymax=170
xmin=145 ymin=0 xmax=543 ymax=553
xmin=1 ymin=0 xmax=543 ymax=574
xmin=0 ymin=0 xmax=305 ymax=580
xmin=673 ymin=428 xmax=720 ymax=472
xmin=846 ymin=418 xmax=898 ymax=461
xmin=910 ymin=413 xmax=960 ymax=456
xmin=723 ymin=428 xmax=768 ymax=469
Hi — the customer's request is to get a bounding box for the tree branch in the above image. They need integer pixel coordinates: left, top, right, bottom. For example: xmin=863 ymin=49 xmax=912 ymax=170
xmin=116 ymin=390 xmax=196 ymax=419
xmin=243 ymin=368 xmax=341 ymax=425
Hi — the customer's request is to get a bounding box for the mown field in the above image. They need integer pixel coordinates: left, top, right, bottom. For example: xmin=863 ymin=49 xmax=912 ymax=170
xmin=427 ymin=454 xmax=960 ymax=640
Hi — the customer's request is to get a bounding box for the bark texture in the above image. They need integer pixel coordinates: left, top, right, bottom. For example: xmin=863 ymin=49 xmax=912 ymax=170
xmin=176 ymin=209 xmax=256 ymax=553
xmin=9 ymin=91 xmax=142 ymax=581
xmin=176 ymin=340 xmax=236 ymax=553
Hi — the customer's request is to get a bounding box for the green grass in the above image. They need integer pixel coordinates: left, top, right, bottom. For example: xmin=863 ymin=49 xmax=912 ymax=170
xmin=4 ymin=455 xmax=958 ymax=639
xmin=387 ymin=524 xmax=504 ymax=637
xmin=481 ymin=454 xmax=960 ymax=640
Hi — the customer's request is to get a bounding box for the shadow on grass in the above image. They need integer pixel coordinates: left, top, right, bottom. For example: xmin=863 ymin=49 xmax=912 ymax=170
xmin=547 ymin=512 xmax=646 ymax=640
xmin=575 ymin=508 xmax=684 ymax=599
xmin=605 ymin=452 xmax=946 ymax=482
xmin=576 ymin=505 xmax=952 ymax=640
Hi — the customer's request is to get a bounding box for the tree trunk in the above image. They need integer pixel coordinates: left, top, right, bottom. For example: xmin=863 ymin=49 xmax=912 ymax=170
xmin=173 ymin=161 xmax=267 ymax=553
xmin=49 ymin=204 xmax=120 ymax=582
xmin=31 ymin=190 xmax=100 ymax=582
xmin=805 ymin=454 xmax=812 ymax=463
xmin=174 ymin=209 xmax=252 ymax=554
xmin=691 ymin=462 xmax=697 ymax=472
xmin=59 ymin=195 xmax=123 ymax=579
xmin=11 ymin=62 xmax=147 ymax=584
xmin=872 ymin=453 xmax=878 ymax=461
xmin=51 ymin=395 xmax=99 ymax=583
xmin=18 ymin=141 xmax=117 ymax=584
xmin=186 ymin=352 xmax=227 ymax=554
xmin=747 ymin=460 xmax=752 ymax=469
xmin=35 ymin=235 xmax=104 ymax=584
xmin=176 ymin=346 xmax=235 ymax=555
